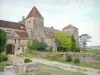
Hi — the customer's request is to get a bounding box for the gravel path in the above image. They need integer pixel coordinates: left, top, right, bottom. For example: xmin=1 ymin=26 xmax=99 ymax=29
xmin=32 ymin=58 xmax=100 ymax=75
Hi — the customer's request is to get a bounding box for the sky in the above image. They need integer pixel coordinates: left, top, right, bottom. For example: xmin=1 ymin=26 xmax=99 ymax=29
xmin=0 ymin=0 xmax=100 ymax=46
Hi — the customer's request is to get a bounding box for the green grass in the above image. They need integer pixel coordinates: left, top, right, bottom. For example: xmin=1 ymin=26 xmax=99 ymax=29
xmin=81 ymin=50 xmax=100 ymax=55
xmin=36 ymin=64 xmax=87 ymax=75
xmin=0 ymin=61 xmax=12 ymax=72
xmin=75 ymin=62 xmax=100 ymax=69
xmin=56 ymin=59 xmax=100 ymax=70
xmin=23 ymin=51 xmax=38 ymax=58
xmin=0 ymin=56 xmax=12 ymax=72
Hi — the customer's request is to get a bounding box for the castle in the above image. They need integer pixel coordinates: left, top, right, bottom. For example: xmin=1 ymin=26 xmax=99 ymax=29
xmin=0 ymin=6 xmax=79 ymax=54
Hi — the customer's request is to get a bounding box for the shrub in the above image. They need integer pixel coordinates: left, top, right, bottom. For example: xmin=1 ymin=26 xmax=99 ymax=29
xmin=45 ymin=46 xmax=53 ymax=52
xmin=0 ymin=54 xmax=8 ymax=62
xmin=0 ymin=55 xmax=3 ymax=62
xmin=2 ymin=55 xmax=8 ymax=61
xmin=74 ymin=58 xmax=80 ymax=64
xmin=24 ymin=58 xmax=32 ymax=63
xmin=37 ymin=42 xmax=48 ymax=51
xmin=27 ymin=40 xmax=48 ymax=52
xmin=0 ymin=29 xmax=6 ymax=53
xmin=65 ymin=55 xmax=72 ymax=62
xmin=75 ymin=48 xmax=80 ymax=52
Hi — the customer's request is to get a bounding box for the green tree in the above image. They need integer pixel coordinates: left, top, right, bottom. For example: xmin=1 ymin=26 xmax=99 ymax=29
xmin=79 ymin=34 xmax=92 ymax=50
xmin=54 ymin=31 xmax=72 ymax=51
xmin=27 ymin=40 xmax=48 ymax=51
xmin=27 ymin=40 xmax=38 ymax=51
xmin=71 ymin=35 xmax=76 ymax=52
xmin=0 ymin=29 xmax=6 ymax=53
xmin=37 ymin=41 xmax=48 ymax=51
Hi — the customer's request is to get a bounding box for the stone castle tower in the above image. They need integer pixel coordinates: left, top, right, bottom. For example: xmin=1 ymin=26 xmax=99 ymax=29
xmin=25 ymin=6 xmax=44 ymax=41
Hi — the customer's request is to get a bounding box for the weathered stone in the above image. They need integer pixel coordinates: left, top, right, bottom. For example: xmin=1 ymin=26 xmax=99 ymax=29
xmin=0 ymin=71 xmax=17 ymax=75
xmin=64 ymin=52 xmax=100 ymax=64
xmin=25 ymin=62 xmax=39 ymax=72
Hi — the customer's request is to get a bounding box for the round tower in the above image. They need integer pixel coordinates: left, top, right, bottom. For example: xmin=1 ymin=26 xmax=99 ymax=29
xmin=63 ymin=24 xmax=79 ymax=47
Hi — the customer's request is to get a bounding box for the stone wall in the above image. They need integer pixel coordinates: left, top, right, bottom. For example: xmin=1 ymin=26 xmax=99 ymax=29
xmin=67 ymin=52 xmax=100 ymax=64
xmin=35 ymin=52 xmax=100 ymax=64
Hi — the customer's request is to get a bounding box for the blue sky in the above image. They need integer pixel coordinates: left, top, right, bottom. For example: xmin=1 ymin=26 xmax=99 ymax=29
xmin=0 ymin=0 xmax=100 ymax=46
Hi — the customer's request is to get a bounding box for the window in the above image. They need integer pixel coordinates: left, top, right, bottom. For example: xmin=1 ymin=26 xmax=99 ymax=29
xmin=15 ymin=39 xmax=16 ymax=43
xmin=6 ymin=30 xmax=11 ymax=34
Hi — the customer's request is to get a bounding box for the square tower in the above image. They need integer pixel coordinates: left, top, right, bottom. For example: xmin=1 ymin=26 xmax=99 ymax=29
xmin=25 ymin=6 xmax=44 ymax=41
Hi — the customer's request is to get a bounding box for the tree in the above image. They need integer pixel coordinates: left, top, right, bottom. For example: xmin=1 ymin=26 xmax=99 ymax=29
xmin=71 ymin=35 xmax=76 ymax=52
xmin=27 ymin=40 xmax=39 ymax=51
xmin=27 ymin=40 xmax=48 ymax=51
xmin=37 ymin=41 xmax=48 ymax=51
xmin=54 ymin=31 xmax=72 ymax=51
xmin=0 ymin=29 xmax=6 ymax=53
xmin=79 ymin=34 xmax=92 ymax=50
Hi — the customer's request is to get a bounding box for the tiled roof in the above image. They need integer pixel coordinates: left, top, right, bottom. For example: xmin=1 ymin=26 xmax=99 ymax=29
xmin=15 ymin=31 xmax=28 ymax=38
xmin=26 ymin=6 xmax=43 ymax=19
xmin=0 ymin=20 xmax=25 ymax=30
xmin=44 ymin=27 xmax=60 ymax=39
xmin=63 ymin=24 xmax=78 ymax=29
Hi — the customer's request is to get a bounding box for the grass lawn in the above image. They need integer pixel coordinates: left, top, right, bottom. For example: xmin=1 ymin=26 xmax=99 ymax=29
xmin=0 ymin=56 xmax=12 ymax=72
xmin=81 ymin=50 xmax=100 ymax=55
xmin=36 ymin=64 xmax=87 ymax=75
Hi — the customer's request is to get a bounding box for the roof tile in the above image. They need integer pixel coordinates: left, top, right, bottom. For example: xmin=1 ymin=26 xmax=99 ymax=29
xmin=63 ymin=24 xmax=78 ymax=29
xmin=0 ymin=20 xmax=25 ymax=30
xmin=15 ymin=31 xmax=28 ymax=38
xmin=26 ymin=6 xmax=43 ymax=19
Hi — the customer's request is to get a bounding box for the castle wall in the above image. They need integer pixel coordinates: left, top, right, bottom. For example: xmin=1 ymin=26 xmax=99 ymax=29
xmin=25 ymin=16 xmax=44 ymax=42
xmin=44 ymin=38 xmax=53 ymax=47
xmin=20 ymin=40 xmax=28 ymax=46
xmin=44 ymin=38 xmax=57 ymax=51
xmin=25 ymin=17 xmax=33 ymax=38
xmin=25 ymin=17 xmax=33 ymax=29
xmin=32 ymin=17 xmax=44 ymax=41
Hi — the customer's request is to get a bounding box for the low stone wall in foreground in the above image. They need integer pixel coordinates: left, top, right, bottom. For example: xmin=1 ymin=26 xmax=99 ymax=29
xmin=67 ymin=52 xmax=100 ymax=64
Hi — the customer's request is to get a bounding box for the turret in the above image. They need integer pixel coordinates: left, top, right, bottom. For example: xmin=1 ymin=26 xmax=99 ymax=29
xmin=63 ymin=24 xmax=79 ymax=47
